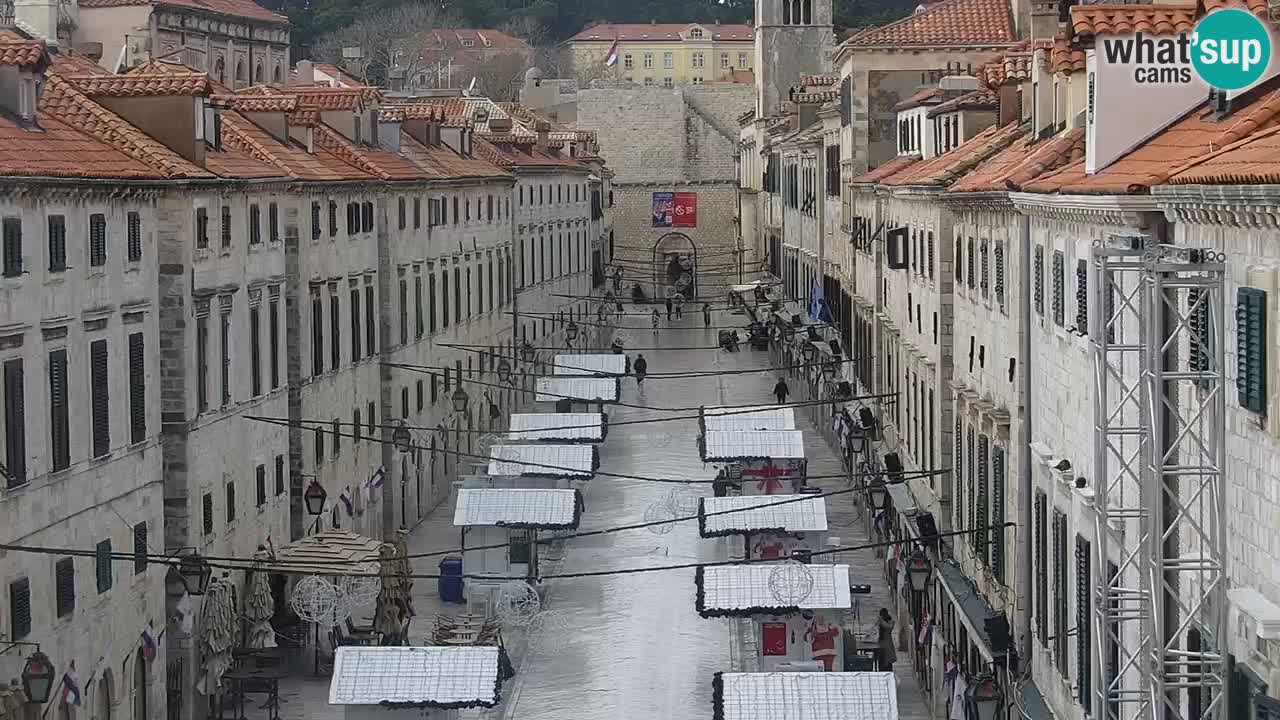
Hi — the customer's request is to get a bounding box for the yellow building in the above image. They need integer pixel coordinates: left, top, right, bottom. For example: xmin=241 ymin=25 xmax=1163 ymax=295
xmin=566 ymin=22 xmax=754 ymax=87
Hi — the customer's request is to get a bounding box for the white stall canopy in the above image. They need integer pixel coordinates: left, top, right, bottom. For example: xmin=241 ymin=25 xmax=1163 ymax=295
xmin=328 ymin=645 xmax=499 ymax=708
xmin=695 ymin=564 xmax=851 ymax=617
xmin=507 ymin=413 xmax=605 ymax=443
xmin=487 ymin=444 xmax=596 ymax=479
xmin=701 ymin=430 xmax=805 ymax=462
xmin=699 ymin=495 xmax=828 ymax=537
xmin=701 ymin=405 xmax=796 ymax=432
xmin=553 ymin=354 xmax=627 ymax=376
xmin=535 ymin=377 xmax=620 ymax=404
xmin=712 ymin=672 xmax=899 ymax=720
xmin=453 ymin=488 xmax=580 ymax=530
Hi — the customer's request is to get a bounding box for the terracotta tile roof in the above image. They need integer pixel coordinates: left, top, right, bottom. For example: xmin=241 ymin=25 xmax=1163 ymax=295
xmin=549 ymin=129 xmax=597 ymax=143
xmin=801 ymin=74 xmax=839 ymax=87
xmin=67 ymin=72 xmax=211 ymax=96
xmin=843 ymin=0 xmax=1018 ymax=49
xmin=1070 ymin=4 xmax=1197 ymax=38
xmin=38 ymin=74 xmax=211 ymax=178
xmin=1001 ymin=51 xmax=1034 ymax=83
xmin=312 ymin=123 xmax=423 ymax=180
xmin=0 ymin=110 xmax=161 ymax=179
xmin=378 ymin=106 xmax=406 ymax=123
xmin=421 ymin=29 xmax=533 ymax=52
xmin=895 ymin=87 xmax=945 ymax=111
xmin=276 ymin=86 xmax=379 ymax=110
xmin=49 ymin=51 xmax=111 ymax=76
xmin=309 ymin=62 xmax=363 ymax=87
xmin=391 ymin=103 xmax=444 ymax=122
xmin=1203 ymin=0 xmax=1269 ymax=15
xmin=496 ymin=102 xmax=550 ymax=126
xmin=287 ymin=107 xmax=320 ymax=127
xmin=219 ymin=114 xmax=367 ymax=181
xmin=216 ymin=94 xmax=298 ymax=112
xmin=884 ymin=121 xmax=1025 ymax=186
xmin=850 ymin=154 xmax=921 ymax=184
xmin=0 ymin=31 xmax=47 ymax=69
xmin=926 ymin=88 xmax=998 ymax=117
xmin=1026 ymin=85 xmax=1280 ymax=193
xmin=793 ymin=90 xmax=839 ymax=104
xmin=205 ymin=145 xmax=286 ymax=179
xmin=1166 ymin=123 xmax=1280 ymax=184
xmin=127 ymin=57 xmax=194 ymax=75
xmin=949 ymin=126 xmax=1086 ymax=192
xmin=478 ymin=136 xmax=589 ymax=171
xmin=568 ymin=22 xmax=754 ymax=43
xmin=398 ymin=132 xmax=510 ymax=180
xmin=1049 ymin=35 xmax=1086 ymax=74
xmin=77 ymin=0 xmax=287 ymax=25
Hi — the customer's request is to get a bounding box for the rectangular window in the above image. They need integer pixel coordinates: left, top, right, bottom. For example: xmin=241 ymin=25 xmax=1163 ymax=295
xmin=48 ymin=215 xmax=66 ymax=272
xmin=269 ymin=295 xmax=280 ymax=389
xmin=1237 ymin=287 xmax=1268 ymax=413
xmin=89 ymin=213 xmax=107 ymax=266
xmin=3 ymin=359 xmax=25 ymax=486
xmin=1052 ymin=250 xmax=1065 ymax=326
xmin=721 ymin=52 xmax=730 ymax=68
xmin=90 ymin=338 xmax=110 ymax=458
xmin=128 ymin=332 xmax=145 ymax=444
xmin=416 ymin=380 xmax=424 ymax=412
xmin=362 ymin=202 xmax=374 ymax=232
xmin=9 ymin=578 xmax=30 ymax=639
xmin=269 ymin=202 xmax=279 ymax=242
xmin=1035 ymin=491 xmax=1048 ymax=645
xmin=1053 ymin=509 xmax=1069 ymax=670
xmin=1075 ymin=259 xmax=1089 ymax=333
xmin=255 ymin=464 xmax=266 ymax=506
xmin=1034 ymin=245 xmax=1044 ymax=316
xmin=953 ymin=420 xmax=964 ymax=529
xmin=399 ymin=279 xmax=408 ymax=345
xmin=367 ymin=401 xmax=376 ymax=436
xmin=624 ymin=54 xmax=633 ymax=70
xmin=248 ymin=204 xmax=261 ymax=244
xmin=663 ymin=52 xmax=673 ymax=69
xmin=95 ymin=539 xmax=112 ymax=593
xmin=991 ymin=446 xmax=1006 ymax=579
xmin=739 ymin=52 xmax=748 ymax=67
xmin=1076 ymin=534 xmax=1092 ymax=705
xmin=975 ymin=434 xmax=989 ymax=555
xmin=401 ymin=387 xmax=409 ymax=418
xmin=127 ymin=211 xmax=142 ymax=262
xmin=329 ymin=290 xmax=340 ymax=371
xmin=413 ymin=197 xmax=422 ymax=229
xmin=274 ymin=454 xmax=285 ymax=496
xmin=221 ymin=306 xmax=232 ymax=405
xmin=351 ymin=288 xmax=362 ymax=361
xmin=966 ymin=237 xmax=975 ymax=288
xmin=453 ymin=267 xmax=461 ymax=324
xmin=329 ymin=200 xmax=338 ymax=237
xmin=132 ymin=522 xmax=147 ymax=574
xmin=220 ymin=206 xmax=231 ymax=248
xmin=398 ymin=197 xmax=406 ymax=230
xmin=55 ymin=557 xmax=74 ymax=617
xmin=4 ymin=215 xmax=24 ymax=274
xmin=979 ymin=239 xmax=990 ymax=297
xmin=250 ymin=305 xmax=262 ymax=397
xmin=311 ymin=202 xmax=321 ymax=241
xmin=441 ymin=270 xmax=450 ymax=329
xmin=197 ymin=314 xmax=210 ymax=411
xmin=202 ymin=492 xmax=213 ymax=534
xmin=310 ymin=293 xmax=324 ymax=376
xmin=225 ymin=480 xmax=236 ymax=522
xmin=365 ymin=284 xmax=375 ymax=356
xmin=415 ymin=275 xmax=424 ymax=338
xmin=331 ymin=418 xmax=340 ymax=458
xmin=643 ymin=53 xmax=653 ymax=69
xmin=994 ymin=241 xmax=1006 ymax=310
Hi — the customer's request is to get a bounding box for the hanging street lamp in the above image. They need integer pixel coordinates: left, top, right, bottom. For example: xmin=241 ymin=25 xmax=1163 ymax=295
xmin=452 ymin=386 xmax=470 ymax=413
xmin=177 ymin=552 xmax=213 ymax=595
xmin=392 ymin=420 xmax=412 ymax=452
xmin=866 ymin=478 xmax=888 ymax=511
xmin=520 ymin=341 xmax=537 ymax=364
xmin=21 ymin=650 xmax=54 ymax=704
xmin=497 ymin=358 xmax=513 ymax=384
xmin=906 ymin=548 xmax=933 ymax=593
xmin=969 ymin=674 xmax=1004 ymax=720
xmin=565 ymin=321 xmax=579 ymax=342
xmin=304 ymin=479 xmax=327 ymax=516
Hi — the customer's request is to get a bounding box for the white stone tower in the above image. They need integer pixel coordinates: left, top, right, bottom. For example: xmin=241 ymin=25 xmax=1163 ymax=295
xmin=754 ymin=0 xmax=835 ymax=117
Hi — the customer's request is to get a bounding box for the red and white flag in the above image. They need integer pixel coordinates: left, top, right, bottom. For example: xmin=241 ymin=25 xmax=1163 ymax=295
xmin=605 ymin=37 xmax=620 ymax=66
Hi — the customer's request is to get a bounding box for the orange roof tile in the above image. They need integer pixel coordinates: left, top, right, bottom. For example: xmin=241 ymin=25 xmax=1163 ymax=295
xmin=398 ymin=132 xmax=510 ymax=181
xmin=478 ymin=136 xmax=589 ymax=171
xmin=219 ymin=114 xmax=367 ymax=181
xmin=801 ymin=74 xmax=840 ymax=87
xmin=377 ymin=107 xmax=406 ymax=123
xmin=287 ymin=107 xmax=320 ymax=127
xmin=205 ymin=145 xmax=286 ymax=179
xmin=1026 ymin=85 xmax=1280 ymax=193
xmin=885 ymin=121 xmax=1025 ymax=186
xmin=568 ymin=22 xmax=754 ymax=43
xmin=392 ymin=104 xmax=444 ymax=122
xmin=1049 ymin=35 xmax=1086 ymax=74
xmin=843 ymin=0 xmax=1018 ymax=49
xmin=277 ymin=86 xmax=377 ymax=110
xmin=927 ymin=88 xmax=998 ymax=117
xmin=217 ymin=94 xmax=298 ymax=112
xmin=1203 ymin=0 xmax=1269 ymax=15
xmin=1001 ymin=51 xmax=1034 ymax=83
xmin=0 ymin=31 xmax=47 ymax=69
xmin=949 ymin=127 xmax=1085 ymax=192
xmin=0 ymin=111 xmax=160 ymax=179
xmin=1166 ymin=123 xmax=1280 ymax=184
xmin=49 ymin=51 xmax=111 ymax=76
xmin=38 ymin=74 xmax=210 ymax=178
xmin=895 ymin=87 xmax=945 ymax=111
xmin=68 ymin=72 xmax=211 ymax=96
xmin=312 ymin=124 xmax=423 ymax=181
xmin=77 ymin=0 xmax=287 ymax=25
xmin=427 ymin=98 xmax=475 ymax=128
xmin=1070 ymin=4 xmax=1197 ymax=38
xmin=851 ymin=154 xmax=921 ymax=184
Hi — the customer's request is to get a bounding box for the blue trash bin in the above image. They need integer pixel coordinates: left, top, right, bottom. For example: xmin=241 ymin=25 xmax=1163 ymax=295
xmin=438 ymin=556 xmax=464 ymax=603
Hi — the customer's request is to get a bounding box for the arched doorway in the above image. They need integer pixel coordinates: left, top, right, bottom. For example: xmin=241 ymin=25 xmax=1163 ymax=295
xmin=94 ymin=668 xmax=114 ymax=720
xmin=652 ymin=232 xmax=697 ymax=300
xmin=132 ymin=648 xmax=147 ymax=720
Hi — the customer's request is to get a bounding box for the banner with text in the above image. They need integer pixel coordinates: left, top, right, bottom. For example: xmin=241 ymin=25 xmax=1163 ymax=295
xmin=652 ymin=192 xmax=698 ymax=228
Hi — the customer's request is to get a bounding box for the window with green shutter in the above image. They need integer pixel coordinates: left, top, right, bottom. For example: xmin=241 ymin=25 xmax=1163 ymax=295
xmin=980 ymin=239 xmax=990 ymax=297
xmin=9 ymin=578 xmax=30 ymax=639
xmin=1076 ymin=259 xmax=1089 ymax=334
xmin=1236 ymin=287 xmax=1267 ymax=414
xmin=1076 ymin=535 xmax=1092 ymax=706
xmin=991 ymin=446 xmax=1006 ymax=579
xmin=1035 ymin=492 xmax=1048 ymax=646
xmin=1053 ymin=509 xmax=1069 ymax=671
xmin=1034 ymin=245 xmax=1044 ymax=316
xmin=48 ymin=348 xmax=69 ymax=471
xmin=967 ymin=428 xmax=976 ymax=533
xmin=976 ymin=435 xmax=989 ymax=557
xmin=95 ymin=539 xmax=112 ymax=593
xmin=133 ymin=522 xmax=147 ymax=574
xmin=994 ymin=241 xmax=1006 ymax=311
xmin=90 ymin=339 xmax=110 ymax=458
xmin=128 ymin=332 xmax=145 ymax=444
xmin=55 ymin=557 xmax=74 ymax=617
xmin=4 ymin=358 xmax=25 ymax=487
xmin=1053 ymin=250 xmax=1065 ymax=326
xmin=954 ymin=420 xmax=963 ymax=528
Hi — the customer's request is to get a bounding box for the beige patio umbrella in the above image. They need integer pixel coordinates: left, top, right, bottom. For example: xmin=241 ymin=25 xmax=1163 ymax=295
xmin=244 ymin=548 xmax=277 ymax=650
xmin=196 ymin=577 xmax=237 ymax=695
xmin=373 ymin=531 xmax=415 ymax=640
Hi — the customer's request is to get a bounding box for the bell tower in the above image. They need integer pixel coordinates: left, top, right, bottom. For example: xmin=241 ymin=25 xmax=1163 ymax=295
xmin=754 ymin=0 xmax=835 ymax=117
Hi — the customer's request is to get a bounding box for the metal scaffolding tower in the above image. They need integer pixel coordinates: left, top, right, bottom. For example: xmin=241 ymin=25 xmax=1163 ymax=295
xmin=1090 ymin=234 xmax=1228 ymax=720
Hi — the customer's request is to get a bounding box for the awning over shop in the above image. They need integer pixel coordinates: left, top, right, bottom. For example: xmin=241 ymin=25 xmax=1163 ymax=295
xmin=699 ymin=495 xmax=828 ymax=537
xmin=701 ymin=430 xmax=805 ymax=462
xmin=487 ymin=444 xmax=597 ymax=479
xmin=265 ymin=530 xmax=383 ymax=576
xmin=694 ymin=564 xmax=851 ymax=617
xmin=453 ymin=488 xmax=581 ymax=530
xmin=712 ymin=672 xmax=898 ymax=720
xmin=701 ymin=406 xmax=796 ymax=432
xmin=507 ymin=413 xmax=605 ymax=443
xmin=535 ymin=376 xmax=620 ymax=404
xmin=553 ymin=353 xmax=627 ymax=376
xmin=936 ymin=560 xmax=1007 ymax=663
xmin=885 ymin=482 xmax=918 ymax=518
xmin=328 ymin=646 xmax=500 ymax=708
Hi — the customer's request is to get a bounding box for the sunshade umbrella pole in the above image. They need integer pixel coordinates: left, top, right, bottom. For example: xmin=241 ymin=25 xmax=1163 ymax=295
xmin=244 ymin=548 xmax=278 ymax=651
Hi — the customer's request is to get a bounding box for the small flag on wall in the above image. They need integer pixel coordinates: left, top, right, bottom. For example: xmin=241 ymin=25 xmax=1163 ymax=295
xmin=605 ymin=37 xmax=620 ymax=67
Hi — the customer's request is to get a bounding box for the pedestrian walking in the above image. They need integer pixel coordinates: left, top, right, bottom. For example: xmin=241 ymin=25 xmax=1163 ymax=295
xmin=674 ymin=294 xmax=684 ymax=318
xmin=877 ymin=607 xmax=897 ymax=671
xmin=665 ymin=297 xmax=673 ymax=320
xmin=773 ymin=377 xmax=790 ymax=404
xmin=634 ymin=354 xmax=648 ymax=389
xmin=651 ymin=309 xmax=660 ymax=337
xmin=703 ymin=303 xmax=712 ymax=327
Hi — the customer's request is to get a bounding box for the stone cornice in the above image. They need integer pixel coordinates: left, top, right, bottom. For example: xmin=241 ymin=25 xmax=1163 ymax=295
xmin=889 ymin=184 xmax=944 ymax=199
xmin=1152 ymin=184 xmax=1280 ymax=229
xmin=939 ymin=191 xmax=1014 ymax=210
xmin=1008 ymin=192 xmax=1160 ymax=226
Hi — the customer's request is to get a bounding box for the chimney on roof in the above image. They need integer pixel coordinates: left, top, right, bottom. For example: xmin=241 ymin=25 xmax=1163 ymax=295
xmin=534 ymin=119 xmax=550 ymax=151
xmin=295 ymin=60 xmax=314 ymax=87
xmin=378 ymin=111 xmax=401 ymax=153
xmin=651 ymin=19 xmax=656 ymax=24
xmin=13 ymin=0 xmax=59 ymax=46
xmin=997 ymin=83 xmax=1020 ymax=126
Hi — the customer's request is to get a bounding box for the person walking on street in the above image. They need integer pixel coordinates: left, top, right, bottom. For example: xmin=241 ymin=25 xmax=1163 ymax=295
xmin=634 ymin=354 xmax=648 ymax=389
xmin=665 ymin=297 xmax=673 ymax=320
xmin=877 ymin=607 xmax=897 ymax=671
xmin=773 ymin=377 xmax=790 ymax=404
xmin=675 ymin=294 xmax=684 ymax=318
xmin=703 ymin=303 xmax=712 ymax=327
xmin=651 ymin=309 xmax=660 ymax=337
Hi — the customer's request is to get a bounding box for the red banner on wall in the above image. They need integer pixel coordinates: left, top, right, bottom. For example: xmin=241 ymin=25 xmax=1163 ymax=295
xmin=761 ymin=622 xmax=788 ymax=655
xmin=672 ymin=192 xmax=697 ymax=228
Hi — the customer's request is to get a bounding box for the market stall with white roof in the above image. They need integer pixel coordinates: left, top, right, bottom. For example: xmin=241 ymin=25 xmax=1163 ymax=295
xmin=700 ymin=430 xmax=807 ymax=495
xmin=534 ymin=377 xmax=620 ymax=406
xmin=506 ymin=412 xmax=607 ymax=443
xmin=700 ymin=405 xmax=797 ymax=433
xmin=710 ymin=671 xmax=898 ymax=720
xmin=698 ymin=494 xmax=829 ymax=560
xmin=453 ymin=488 xmax=581 ymax=596
xmin=485 ymin=444 xmax=598 ymax=489
xmin=552 ymin=353 xmax=628 ymax=376
xmin=328 ymin=645 xmax=501 ymax=720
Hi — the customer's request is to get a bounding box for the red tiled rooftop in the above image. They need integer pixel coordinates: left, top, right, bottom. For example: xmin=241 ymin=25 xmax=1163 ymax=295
xmin=801 ymin=74 xmax=839 ymax=87
xmin=68 ymin=72 xmax=211 ymax=96
xmin=851 ymin=154 xmax=921 ymax=184
xmin=422 ymin=29 xmax=532 ymax=51
xmin=78 ymin=0 xmax=287 ymax=25
xmin=0 ymin=31 xmax=46 ymax=69
xmin=885 ymin=121 xmax=1025 ymax=186
xmin=843 ymin=0 xmax=1018 ymax=49
xmin=313 ymin=124 xmax=423 ymax=181
xmin=1049 ymin=35 xmax=1086 ymax=74
xmin=217 ymin=94 xmax=299 ymax=112
xmin=398 ymin=132 xmax=510 ymax=181
xmin=568 ymin=22 xmax=754 ymax=42
xmin=927 ymin=88 xmax=998 ymax=117
xmin=219 ymin=114 xmax=367 ymax=182
xmin=274 ymin=86 xmax=380 ymax=110
xmin=1166 ymin=123 xmax=1280 ymax=184
xmin=1025 ymin=85 xmax=1280 ymax=193
xmin=895 ymin=87 xmax=945 ymax=111
xmin=1070 ymin=4 xmax=1197 ymax=38
xmin=0 ymin=111 xmax=160 ymax=179
xmin=949 ymin=127 xmax=1085 ymax=192
xmin=49 ymin=51 xmax=112 ymax=76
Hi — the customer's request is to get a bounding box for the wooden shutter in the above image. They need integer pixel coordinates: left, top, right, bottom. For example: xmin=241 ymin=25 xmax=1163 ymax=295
xmin=220 ymin=205 xmax=231 ymax=247
xmin=350 ymin=288 xmax=361 ymax=361
xmin=95 ymin=539 xmax=112 ymax=593
xmin=1075 ymin=259 xmax=1089 ymax=333
xmin=202 ymin=492 xmax=213 ymax=535
xmin=248 ymin=204 xmax=261 ymax=244
xmin=256 ymin=464 xmax=266 ymax=506
xmin=274 ymin=455 xmax=284 ymax=496
xmin=269 ymin=202 xmax=279 ymax=242
xmin=1076 ymin=535 xmax=1092 ymax=705
xmin=1034 ymin=245 xmax=1044 ymax=316
xmin=976 ymin=434 xmax=989 ymax=554
xmin=329 ymin=290 xmax=340 ymax=371
xmin=133 ymin=522 xmax=147 ymax=574
xmin=127 ymin=211 xmax=142 ymax=262
xmin=1054 ymin=510 xmax=1069 ymax=670
xmin=364 ymin=284 xmax=375 ymax=355
xmin=128 ymin=332 xmax=145 ymax=444
xmin=3 ymin=359 xmax=25 ymax=485
xmin=1035 ymin=492 xmax=1048 ymax=646
xmin=8 ymin=578 xmax=30 ymax=639
xmin=55 ymin=557 xmax=74 ymax=617
xmin=991 ymin=446 xmax=1006 ymax=579
xmin=311 ymin=202 xmax=321 ymax=240
xmin=398 ymin=197 xmax=406 ymax=230
xmin=2 ymin=217 xmax=21 ymax=277
xmin=1236 ymin=287 xmax=1267 ymax=413
xmin=966 ymin=428 xmax=976 ymax=536
xmin=225 ymin=481 xmax=236 ymax=522
xmin=953 ymin=420 xmax=963 ymax=528
xmin=90 ymin=339 xmax=110 ymax=458
xmin=269 ymin=295 xmax=280 ymax=389
xmin=1053 ymin=250 xmax=1065 ymax=326
xmin=366 ymin=401 xmax=376 ymax=435
xmin=49 ymin=349 xmax=69 ymax=471
xmin=89 ymin=213 xmax=107 ymax=266
xmin=48 ymin=214 xmax=66 ymax=271
xmin=979 ymin=240 xmax=990 ymax=296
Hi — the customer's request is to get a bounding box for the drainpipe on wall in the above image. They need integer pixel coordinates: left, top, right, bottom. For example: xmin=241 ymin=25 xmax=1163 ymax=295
xmin=1017 ymin=211 xmax=1034 ymax=661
